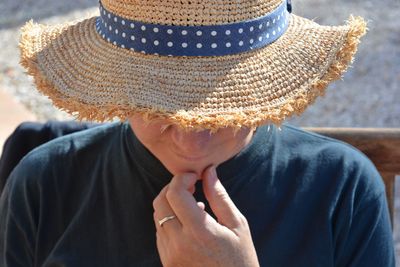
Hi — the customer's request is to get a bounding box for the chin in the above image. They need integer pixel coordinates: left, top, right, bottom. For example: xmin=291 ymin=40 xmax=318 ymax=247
xmin=166 ymin=161 xmax=214 ymax=178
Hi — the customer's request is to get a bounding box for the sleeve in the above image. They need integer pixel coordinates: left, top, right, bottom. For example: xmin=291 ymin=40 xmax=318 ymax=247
xmin=333 ymin=151 xmax=396 ymax=267
xmin=0 ymin=160 xmax=39 ymax=267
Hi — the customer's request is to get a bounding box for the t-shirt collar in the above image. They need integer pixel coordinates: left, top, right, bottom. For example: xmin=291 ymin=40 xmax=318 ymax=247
xmin=123 ymin=121 xmax=275 ymax=184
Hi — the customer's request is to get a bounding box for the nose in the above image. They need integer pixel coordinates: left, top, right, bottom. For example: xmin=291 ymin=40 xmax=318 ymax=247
xmin=170 ymin=126 xmax=212 ymax=152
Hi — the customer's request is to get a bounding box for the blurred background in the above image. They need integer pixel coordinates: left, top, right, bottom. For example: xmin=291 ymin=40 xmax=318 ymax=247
xmin=0 ymin=0 xmax=399 ymax=260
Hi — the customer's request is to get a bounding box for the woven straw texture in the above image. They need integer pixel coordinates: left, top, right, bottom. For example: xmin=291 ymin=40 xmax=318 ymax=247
xmin=101 ymin=0 xmax=282 ymax=26
xmin=19 ymin=1 xmax=367 ymax=130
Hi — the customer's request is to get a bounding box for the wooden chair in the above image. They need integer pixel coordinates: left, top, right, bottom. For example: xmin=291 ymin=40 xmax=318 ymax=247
xmin=304 ymin=127 xmax=400 ymax=227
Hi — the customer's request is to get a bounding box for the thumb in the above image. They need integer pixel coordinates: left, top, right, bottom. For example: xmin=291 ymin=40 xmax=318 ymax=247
xmin=202 ymin=166 xmax=242 ymax=229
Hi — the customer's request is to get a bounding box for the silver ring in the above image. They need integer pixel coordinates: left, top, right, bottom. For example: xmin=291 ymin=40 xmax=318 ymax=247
xmin=158 ymin=215 xmax=176 ymax=227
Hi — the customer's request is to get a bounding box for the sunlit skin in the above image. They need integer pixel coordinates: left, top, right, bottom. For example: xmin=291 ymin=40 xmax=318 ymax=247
xmin=129 ymin=115 xmax=254 ymax=176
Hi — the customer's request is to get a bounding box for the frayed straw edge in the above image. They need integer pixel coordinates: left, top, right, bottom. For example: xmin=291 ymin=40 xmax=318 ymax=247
xmin=19 ymin=17 xmax=366 ymax=131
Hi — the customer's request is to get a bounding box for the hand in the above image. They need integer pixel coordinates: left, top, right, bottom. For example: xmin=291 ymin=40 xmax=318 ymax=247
xmin=153 ymin=166 xmax=259 ymax=267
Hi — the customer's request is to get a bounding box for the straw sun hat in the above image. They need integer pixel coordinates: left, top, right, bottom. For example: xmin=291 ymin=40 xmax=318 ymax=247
xmin=20 ymin=0 xmax=366 ymax=130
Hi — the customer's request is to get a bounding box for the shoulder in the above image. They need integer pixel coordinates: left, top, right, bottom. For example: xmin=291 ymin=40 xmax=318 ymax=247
xmin=25 ymin=121 xmax=123 ymax=156
xmin=279 ymin=124 xmax=378 ymax=165
xmin=5 ymin=122 xmax=125 ymax=193
xmin=274 ymin=124 xmax=385 ymax=200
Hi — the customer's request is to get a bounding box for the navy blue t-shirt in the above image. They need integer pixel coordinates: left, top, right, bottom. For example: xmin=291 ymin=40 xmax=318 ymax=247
xmin=0 ymin=122 xmax=395 ymax=266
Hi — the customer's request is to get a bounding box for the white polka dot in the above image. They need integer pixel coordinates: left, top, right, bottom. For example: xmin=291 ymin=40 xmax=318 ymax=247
xmin=273 ymin=19 xmax=276 ymax=24
xmin=196 ymin=43 xmax=202 ymax=48
xmin=114 ymin=17 xmax=117 ymax=22
xmin=113 ymin=41 xmax=117 ymax=45
xmin=249 ymin=39 xmax=254 ymax=44
xmin=107 ymin=37 xmax=110 ymax=42
xmin=130 ymin=35 xmax=135 ymax=41
xmin=168 ymin=54 xmax=173 ymax=57
xmin=108 ymin=14 xmax=111 ymax=19
xmin=115 ymin=29 xmax=119 ymax=34
xmin=121 ymin=44 xmax=125 ymax=48
xmin=182 ymin=42 xmax=188 ymax=48
xmin=141 ymin=38 xmax=146 ymax=43
xmin=259 ymin=36 xmax=263 ymax=41
xmin=211 ymin=31 xmax=217 ymax=36
xmin=154 ymin=53 xmax=159 ymax=55
xmin=250 ymin=26 xmax=254 ymax=32
xmin=167 ymin=29 xmax=173 ymax=34
xmin=238 ymin=28 xmax=243 ymax=34
xmin=238 ymin=40 xmax=244 ymax=46
xmin=103 ymin=10 xmax=106 ymax=15
xmin=281 ymin=23 xmax=285 ymax=28
xmin=130 ymin=48 xmax=135 ymax=51
xmin=141 ymin=51 xmax=146 ymax=54
xmin=278 ymin=27 xmax=281 ymax=32
xmin=167 ymin=41 xmax=173 ymax=47
xmin=102 ymin=34 xmax=105 ymax=38
xmin=267 ymin=21 xmax=270 ymax=27
xmin=122 ymin=32 xmax=126 ymax=38
xmin=141 ymin=25 xmax=146 ymax=31
xmin=121 ymin=20 xmax=125 ymax=25
xmin=130 ymin=23 xmax=135 ymax=28
xmin=154 ymin=40 xmax=159 ymax=46
xmin=266 ymin=33 xmax=270 ymax=38
xmin=259 ymin=24 xmax=263 ymax=29
xmin=99 ymin=30 xmax=102 ymax=35
xmin=105 ymin=22 xmax=107 ymax=27
xmin=225 ymin=30 xmax=231 ymax=35
xmin=226 ymin=42 xmax=231 ymax=47
xmin=153 ymin=27 xmax=159 ymax=33
xmin=181 ymin=30 xmax=188 ymax=35
xmin=278 ymin=15 xmax=281 ymax=20
xmin=109 ymin=25 xmax=112 ymax=31
xmin=196 ymin=30 xmax=202 ymax=36
xmin=273 ymin=30 xmax=276 ymax=35
xmin=211 ymin=43 xmax=217 ymax=48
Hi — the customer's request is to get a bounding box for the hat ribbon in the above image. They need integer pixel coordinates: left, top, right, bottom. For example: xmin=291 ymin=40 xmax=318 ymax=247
xmin=96 ymin=0 xmax=290 ymax=56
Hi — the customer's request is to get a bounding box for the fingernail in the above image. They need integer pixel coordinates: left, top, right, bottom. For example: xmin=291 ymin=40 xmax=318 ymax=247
xmin=207 ymin=165 xmax=218 ymax=182
xmin=182 ymin=172 xmax=198 ymax=187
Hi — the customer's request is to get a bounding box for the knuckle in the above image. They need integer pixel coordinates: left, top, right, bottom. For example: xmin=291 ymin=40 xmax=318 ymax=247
xmin=215 ymin=188 xmax=230 ymax=202
xmin=165 ymin=186 xmax=178 ymax=202
xmin=237 ymin=214 xmax=250 ymax=228
xmin=152 ymin=196 xmax=160 ymax=210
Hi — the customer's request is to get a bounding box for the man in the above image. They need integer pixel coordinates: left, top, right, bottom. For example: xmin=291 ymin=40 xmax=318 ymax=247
xmin=0 ymin=0 xmax=395 ymax=265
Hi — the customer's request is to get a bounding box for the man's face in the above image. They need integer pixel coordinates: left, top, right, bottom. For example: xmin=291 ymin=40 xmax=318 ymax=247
xmin=129 ymin=115 xmax=254 ymax=176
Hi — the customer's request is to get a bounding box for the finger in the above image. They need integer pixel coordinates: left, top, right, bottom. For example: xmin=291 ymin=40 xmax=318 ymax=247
xmin=197 ymin=201 xmax=206 ymax=210
xmin=166 ymin=173 xmax=209 ymax=230
xmin=153 ymin=184 xmax=182 ymax=234
xmin=202 ymin=165 xmax=242 ymax=229
xmin=156 ymin=231 xmax=170 ymax=267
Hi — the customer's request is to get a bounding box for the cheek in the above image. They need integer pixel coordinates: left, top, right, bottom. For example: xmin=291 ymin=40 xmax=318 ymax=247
xmin=129 ymin=117 xmax=164 ymax=145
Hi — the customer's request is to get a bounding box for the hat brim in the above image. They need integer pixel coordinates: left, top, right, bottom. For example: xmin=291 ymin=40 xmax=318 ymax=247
xmin=20 ymin=14 xmax=366 ymax=130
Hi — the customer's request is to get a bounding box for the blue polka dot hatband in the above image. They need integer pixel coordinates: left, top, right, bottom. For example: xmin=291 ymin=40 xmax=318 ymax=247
xmin=19 ymin=0 xmax=367 ymax=130
xmin=96 ymin=0 xmax=290 ymax=57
